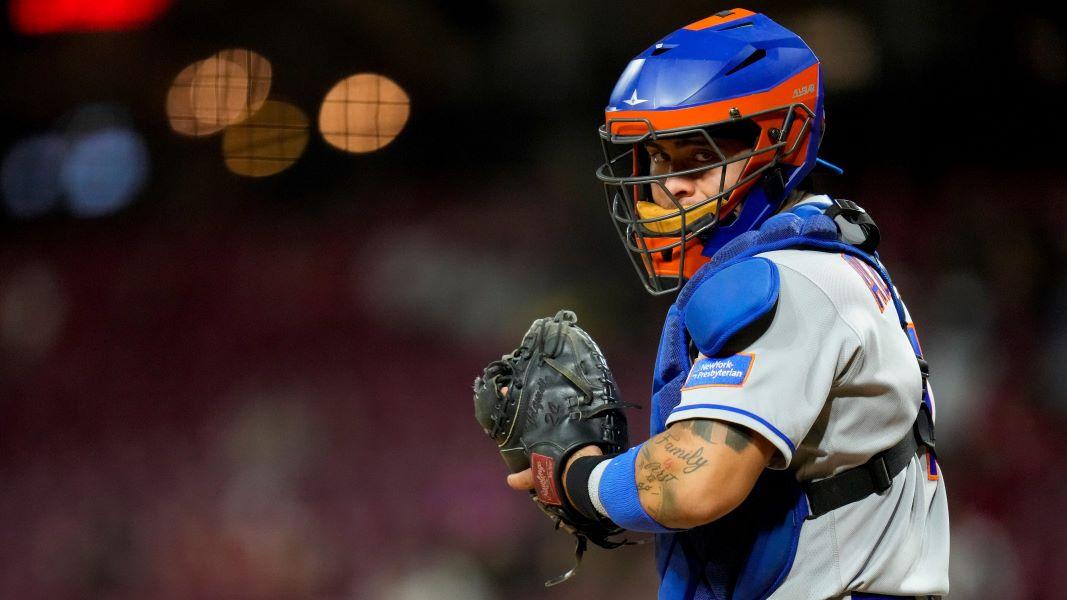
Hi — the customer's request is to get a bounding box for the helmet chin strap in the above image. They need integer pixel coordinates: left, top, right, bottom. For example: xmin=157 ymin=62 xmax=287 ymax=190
xmin=700 ymin=166 xmax=788 ymax=258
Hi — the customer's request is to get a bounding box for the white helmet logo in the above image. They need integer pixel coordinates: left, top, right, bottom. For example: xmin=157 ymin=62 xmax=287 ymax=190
xmin=623 ymin=90 xmax=648 ymax=106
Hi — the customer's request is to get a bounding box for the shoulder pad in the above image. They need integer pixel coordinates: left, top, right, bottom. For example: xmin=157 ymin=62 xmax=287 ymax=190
xmin=787 ymin=196 xmax=832 ymax=219
xmin=683 ymin=257 xmax=780 ymax=357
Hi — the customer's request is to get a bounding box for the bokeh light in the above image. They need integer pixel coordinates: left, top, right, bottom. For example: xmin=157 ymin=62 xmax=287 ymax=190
xmin=1 ymin=134 xmax=68 ymax=219
xmin=319 ymin=73 xmax=410 ymax=153
xmin=10 ymin=0 xmax=172 ymax=35
xmin=222 ymin=101 xmax=309 ymax=177
xmin=217 ymin=48 xmax=272 ymax=111
xmin=191 ymin=58 xmax=250 ymax=130
xmin=167 ymin=61 xmax=219 ymax=136
xmin=60 ymin=128 xmax=150 ymax=217
xmin=166 ymin=50 xmax=272 ymax=137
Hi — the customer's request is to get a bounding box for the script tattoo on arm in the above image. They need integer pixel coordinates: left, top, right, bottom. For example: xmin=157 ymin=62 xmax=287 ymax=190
xmin=634 ymin=419 xmax=757 ymax=527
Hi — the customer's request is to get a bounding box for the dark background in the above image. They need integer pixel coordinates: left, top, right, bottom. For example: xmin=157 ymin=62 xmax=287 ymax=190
xmin=2 ymin=1 xmax=1065 ymax=598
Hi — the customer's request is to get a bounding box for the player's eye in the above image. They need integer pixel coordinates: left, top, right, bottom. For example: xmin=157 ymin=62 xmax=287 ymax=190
xmin=649 ymin=152 xmax=669 ymax=165
xmin=692 ymin=149 xmax=719 ymax=163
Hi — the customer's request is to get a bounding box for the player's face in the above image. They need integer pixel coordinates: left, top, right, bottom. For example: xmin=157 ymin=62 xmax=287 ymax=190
xmin=643 ymin=135 xmax=751 ymax=210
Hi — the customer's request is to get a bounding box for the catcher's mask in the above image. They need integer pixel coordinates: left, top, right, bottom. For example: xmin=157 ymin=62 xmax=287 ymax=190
xmin=596 ymin=105 xmax=816 ymax=295
xmin=594 ymin=8 xmax=828 ymax=296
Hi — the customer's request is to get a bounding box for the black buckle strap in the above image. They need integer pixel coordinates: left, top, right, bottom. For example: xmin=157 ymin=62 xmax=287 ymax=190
xmin=803 ymin=418 xmax=924 ymax=519
xmin=914 ymin=403 xmax=936 ymax=451
xmin=824 ymin=198 xmax=881 ymax=254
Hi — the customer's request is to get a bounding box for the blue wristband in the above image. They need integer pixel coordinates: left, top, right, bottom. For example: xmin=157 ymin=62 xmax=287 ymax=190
xmin=597 ymin=444 xmax=683 ymax=533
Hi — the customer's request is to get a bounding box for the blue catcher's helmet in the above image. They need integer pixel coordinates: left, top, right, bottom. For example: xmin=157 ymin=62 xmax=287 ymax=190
xmin=595 ymin=8 xmax=835 ymax=295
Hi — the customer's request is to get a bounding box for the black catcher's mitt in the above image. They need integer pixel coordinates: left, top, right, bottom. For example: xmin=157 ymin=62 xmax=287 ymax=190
xmin=473 ymin=310 xmax=633 ymax=585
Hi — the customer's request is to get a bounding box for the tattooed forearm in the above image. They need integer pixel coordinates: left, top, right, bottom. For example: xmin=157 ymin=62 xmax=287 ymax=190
xmin=653 ymin=436 xmax=709 ymax=473
xmin=634 ymin=418 xmax=764 ymax=528
xmin=642 ymin=460 xmax=680 ymax=482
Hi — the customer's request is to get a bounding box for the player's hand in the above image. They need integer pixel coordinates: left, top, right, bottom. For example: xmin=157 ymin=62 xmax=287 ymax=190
xmin=505 ymin=444 xmax=606 ymax=486
xmin=503 ymin=383 xmax=604 ymax=495
xmin=505 ymin=445 xmax=603 ymax=491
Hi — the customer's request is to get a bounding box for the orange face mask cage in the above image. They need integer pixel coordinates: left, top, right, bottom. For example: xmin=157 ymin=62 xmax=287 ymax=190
xmin=596 ymin=103 xmax=815 ymax=295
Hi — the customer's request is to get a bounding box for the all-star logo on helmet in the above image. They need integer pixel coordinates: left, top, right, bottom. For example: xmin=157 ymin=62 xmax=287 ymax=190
xmin=623 ymin=90 xmax=648 ymax=106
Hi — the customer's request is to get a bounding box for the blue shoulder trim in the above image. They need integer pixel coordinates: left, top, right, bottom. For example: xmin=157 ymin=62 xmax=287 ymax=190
xmin=670 ymin=404 xmax=797 ymax=454
xmin=683 ymin=257 xmax=780 ymax=357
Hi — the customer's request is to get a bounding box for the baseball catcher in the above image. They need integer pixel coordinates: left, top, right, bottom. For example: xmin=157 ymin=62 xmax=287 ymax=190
xmin=478 ymin=7 xmax=948 ymax=600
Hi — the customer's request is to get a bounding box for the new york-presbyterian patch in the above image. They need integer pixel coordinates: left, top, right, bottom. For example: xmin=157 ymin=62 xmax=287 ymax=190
xmin=683 ymin=353 xmax=755 ymax=389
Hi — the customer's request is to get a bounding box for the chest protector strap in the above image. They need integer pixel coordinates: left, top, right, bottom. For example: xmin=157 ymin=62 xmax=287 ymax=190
xmin=803 ymin=407 xmax=933 ymax=518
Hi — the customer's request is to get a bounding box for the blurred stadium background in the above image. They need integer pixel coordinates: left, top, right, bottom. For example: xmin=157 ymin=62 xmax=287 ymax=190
xmin=1 ymin=1 xmax=1065 ymax=598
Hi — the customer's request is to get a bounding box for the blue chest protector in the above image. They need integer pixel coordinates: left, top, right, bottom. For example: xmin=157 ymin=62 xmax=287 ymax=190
xmin=650 ymin=204 xmax=916 ymax=600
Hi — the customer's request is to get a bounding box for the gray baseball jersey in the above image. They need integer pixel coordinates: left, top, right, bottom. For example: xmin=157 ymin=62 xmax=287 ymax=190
xmin=664 ymin=248 xmax=950 ymax=599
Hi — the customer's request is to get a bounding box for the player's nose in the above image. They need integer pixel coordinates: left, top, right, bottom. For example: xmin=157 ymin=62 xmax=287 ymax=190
xmin=663 ymin=175 xmax=695 ymax=204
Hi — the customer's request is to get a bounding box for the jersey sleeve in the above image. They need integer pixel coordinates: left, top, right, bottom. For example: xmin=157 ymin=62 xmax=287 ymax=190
xmin=664 ymin=262 xmax=863 ymax=469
